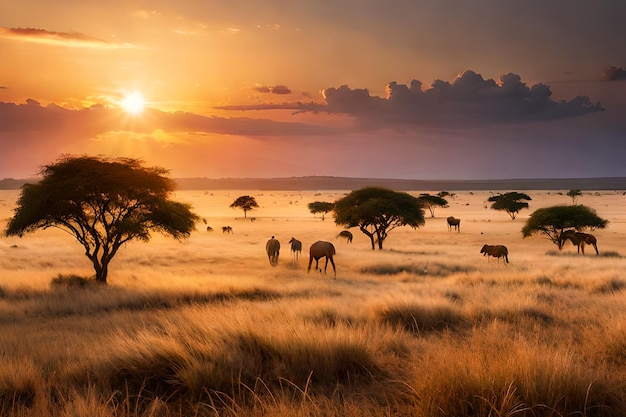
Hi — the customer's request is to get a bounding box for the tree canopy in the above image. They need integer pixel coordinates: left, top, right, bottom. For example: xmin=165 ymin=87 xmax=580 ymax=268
xmin=4 ymin=155 xmax=199 ymax=284
xmin=567 ymin=189 xmax=582 ymax=204
xmin=333 ymin=187 xmax=425 ymax=250
xmin=488 ymin=192 xmax=532 ymax=219
xmin=307 ymin=201 xmax=335 ymax=221
xmin=229 ymin=195 xmax=259 ymax=218
xmin=416 ymin=193 xmax=449 ymax=218
xmin=521 ymin=204 xmax=608 ymax=247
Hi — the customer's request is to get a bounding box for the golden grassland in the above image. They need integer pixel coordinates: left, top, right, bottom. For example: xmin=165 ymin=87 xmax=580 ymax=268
xmin=0 ymin=189 xmax=625 ymax=416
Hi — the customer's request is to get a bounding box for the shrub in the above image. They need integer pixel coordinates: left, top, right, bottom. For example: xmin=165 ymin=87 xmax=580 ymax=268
xmin=50 ymin=274 xmax=94 ymax=288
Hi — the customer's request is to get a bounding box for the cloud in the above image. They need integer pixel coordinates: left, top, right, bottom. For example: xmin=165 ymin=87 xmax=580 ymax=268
xmin=218 ymin=70 xmax=604 ymax=129
xmin=0 ymin=100 xmax=337 ymax=138
xmin=0 ymin=27 xmax=134 ymax=49
xmin=601 ymin=66 xmax=626 ymax=81
xmin=253 ymin=85 xmax=292 ymax=95
xmin=318 ymin=70 xmax=604 ymax=127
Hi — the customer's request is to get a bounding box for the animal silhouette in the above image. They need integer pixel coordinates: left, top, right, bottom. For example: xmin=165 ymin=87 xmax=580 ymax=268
xmin=480 ymin=244 xmax=509 ymax=264
xmin=447 ymin=216 xmax=461 ymax=233
xmin=559 ymin=230 xmax=598 ymax=255
xmin=222 ymin=226 xmax=233 ymax=234
xmin=307 ymin=241 xmax=336 ymax=278
xmin=288 ymin=237 xmax=302 ymax=260
xmin=337 ymin=230 xmax=353 ymax=243
xmin=266 ymin=237 xmax=280 ymax=266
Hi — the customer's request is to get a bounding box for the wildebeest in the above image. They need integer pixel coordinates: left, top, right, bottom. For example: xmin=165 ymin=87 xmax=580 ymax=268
xmin=222 ymin=226 xmax=233 ymax=234
xmin=266 ymin=236 xmax=280 ymax=266
xmin=288 ymin=237 xmax=302 ymax=260
xmin=337 ymin=230 xmax=353 ymax=243
xmin=447 ymin=216 xmax=461 ymax=233
xmin=307 ymin=241 xmax=336 ymax=278
xmin=559 ymin=230 xmax=599 ymax=255
xmin=480 ymin=244 xmax=509 ymax=264
xmin=206 ymin=226 xmax=213 ymax=232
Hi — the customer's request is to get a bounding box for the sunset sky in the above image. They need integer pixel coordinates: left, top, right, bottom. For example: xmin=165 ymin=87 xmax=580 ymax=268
xmin=2 ymin=1 xmax=625 ymax=180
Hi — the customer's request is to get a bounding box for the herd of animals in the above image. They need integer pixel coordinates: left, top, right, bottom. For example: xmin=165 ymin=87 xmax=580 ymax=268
xmin=203 ymin=214 xmax=600 ymax=278
xmin=265 ymin=235 xmax=338 ymax=278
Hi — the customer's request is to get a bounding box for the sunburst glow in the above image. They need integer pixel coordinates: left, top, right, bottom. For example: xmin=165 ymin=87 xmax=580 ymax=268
xmin=120 ymin=91 xmax=145 ymax=115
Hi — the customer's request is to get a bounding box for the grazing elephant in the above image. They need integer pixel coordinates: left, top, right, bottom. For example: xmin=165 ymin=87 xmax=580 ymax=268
xmin=288 ymin=237 xmax=302 ymax=260
xmin=480 ymin=244 xmax=509 ymax=264
xmin=447 ymin=216 xmax=461 ymax=233
xmin=307 ymin=241 xmax=336 ymax=278
xmin=266 ymin=237 xmax=280 ymax=266
xmin=559 ymin=230 xmax=598 ymax=255
xmin=337 ymin=230 xmax=353 ymax=243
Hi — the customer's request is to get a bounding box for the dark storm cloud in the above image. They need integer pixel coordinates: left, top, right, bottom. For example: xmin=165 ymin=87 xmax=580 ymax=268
xmin=253 ymin=85 xmax=292 ymax=94
xmin=601 ymin=66 xmax=626 ymax=81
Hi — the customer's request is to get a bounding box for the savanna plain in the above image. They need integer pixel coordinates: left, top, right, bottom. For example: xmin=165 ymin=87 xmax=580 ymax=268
xmin=1 ymin=188 xmax=626 ymax=417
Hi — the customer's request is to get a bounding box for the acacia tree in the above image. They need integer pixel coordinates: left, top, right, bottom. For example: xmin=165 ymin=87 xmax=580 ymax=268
xmin=333 ymin=187 xmax=425 ymax=250
xmin=307 ymin=201 xmax=335 ymax=221
xmin=567 ymin=189 xmax=582 ymax=204
xmin=416 ymin=193 xmax=449 ymax=218
xmin=4 ymin=156 xmax=199 ymax=284
xmin=229 ymin=195 xmax=259 ymax=218
xmin=521 ymin=204 xmax=608 ymax=248
xmin=488 ymin=192 xmax=532 ymax=219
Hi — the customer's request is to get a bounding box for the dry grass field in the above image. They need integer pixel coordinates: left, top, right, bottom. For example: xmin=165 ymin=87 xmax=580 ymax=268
xmin=0 ymin=188 xmax=625 ymax=416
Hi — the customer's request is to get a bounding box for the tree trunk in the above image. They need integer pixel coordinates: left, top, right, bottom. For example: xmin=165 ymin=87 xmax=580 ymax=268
xmin=91 ymin=256 xmax=108 ymax=284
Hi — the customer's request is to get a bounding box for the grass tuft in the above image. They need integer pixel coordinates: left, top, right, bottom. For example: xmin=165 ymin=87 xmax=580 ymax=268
xmin=360 ymin=262 xmax=472 ymax=277
xmin=378 ymin=302 xmax=470 ymax=334
xmin=591 ymin=278 xmax=626 ymax=294
xmin=0 ymin=358 xmax=41 ymax=409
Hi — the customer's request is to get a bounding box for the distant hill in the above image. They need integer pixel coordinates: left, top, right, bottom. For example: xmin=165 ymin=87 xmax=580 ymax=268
xmin=3 ymin=176 xmax=626 ymax=191
xmin=172 ymin=176 xmax=626 ymax=191
xmin=0 ymin=178 xmax=37 ymax=190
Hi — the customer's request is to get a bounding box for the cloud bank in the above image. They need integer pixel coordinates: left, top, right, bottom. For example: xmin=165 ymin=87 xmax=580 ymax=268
xmin=0 ymin=27 xmax=133 ymax=49
xmin=219 ymin=70 xmax=604 ymax=128
xmin=322 ymin=70 xmax=604 ymax=127
xmin=0 ymin=100 xmax=336 ymax=137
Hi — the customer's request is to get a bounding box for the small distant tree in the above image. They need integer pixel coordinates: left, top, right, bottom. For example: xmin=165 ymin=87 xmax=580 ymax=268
xmin=230 ymin=195 xmax=259 ymax=218
xmin=521 ymin=204 xmax=608 ymax=248
xmin=333 ymin=187 xmax=425 ymax=250
xmin=416 ymin=193 xmax=449 ymax=218
xmin=4 ymin=155 xmax=199 ymax=284
xmin=307 ymin=201 xmax=335 ymax=221
xmin=567 ymin=189 xmax=582 ymax=204
xmin=488 ymin=192 xmax=532 ymax=220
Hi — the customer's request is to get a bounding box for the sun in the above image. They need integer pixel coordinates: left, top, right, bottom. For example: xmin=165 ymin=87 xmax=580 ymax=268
xmin=120 ymin=91 xmax=145 ymax=115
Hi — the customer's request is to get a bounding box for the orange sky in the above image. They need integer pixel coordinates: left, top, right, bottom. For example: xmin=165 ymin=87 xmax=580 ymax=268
xmin=1 ymin=1 xmax=626 ymax=180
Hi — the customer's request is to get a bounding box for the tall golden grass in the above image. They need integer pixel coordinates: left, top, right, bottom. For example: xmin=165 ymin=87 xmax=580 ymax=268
xmin=0 ymin=189 xmax=625 ymax=416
